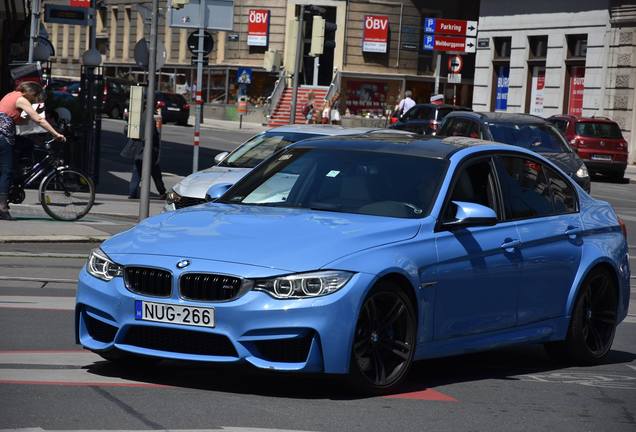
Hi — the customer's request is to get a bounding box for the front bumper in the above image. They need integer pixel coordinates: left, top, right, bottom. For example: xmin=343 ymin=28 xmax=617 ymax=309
xmin=76 ymin=255 xmax=373 ymax=374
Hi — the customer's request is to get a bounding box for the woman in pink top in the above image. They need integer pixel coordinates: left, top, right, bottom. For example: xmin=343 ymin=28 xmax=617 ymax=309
xmin=0 ymin=81 xmax=66 ymax=220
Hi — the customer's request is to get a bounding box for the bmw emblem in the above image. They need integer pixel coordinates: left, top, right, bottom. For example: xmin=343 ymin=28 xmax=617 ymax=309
xmin=176 ymin=259 xmax=191 ymax=269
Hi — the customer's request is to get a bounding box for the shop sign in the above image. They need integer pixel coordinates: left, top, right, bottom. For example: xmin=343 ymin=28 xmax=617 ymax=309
xmin=69 ymin=0 xmax=90 ymax=7
xmin=529 ymin=65 xmax=546 ymax=116
xmin=424 ymin=17 xmax=477 ymax=37
xmin=362 ymin=15 xmax=389 ymax=53
xmin=568 ymin=66 xmax=585 ymax=117
xmin=423 ymin=35 xmax=475 ymax=53
xmin=495 ymin=65 xmax=509 ymax=111
xmin=247 ymin=9 xmax=269 ymax=47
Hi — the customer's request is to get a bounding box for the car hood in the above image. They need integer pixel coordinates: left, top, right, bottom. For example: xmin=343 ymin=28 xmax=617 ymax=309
xmin=541 ymin=152 xmax=583 ymax=177
xmin=173 ymin=166 xmax=251 ymax=198
xmin=102 ymin=203 xmax=421 ymax=272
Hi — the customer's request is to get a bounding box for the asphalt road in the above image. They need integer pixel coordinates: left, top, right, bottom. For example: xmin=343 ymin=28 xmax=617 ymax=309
xmin=0 ymin=170 xmax=635 ymax=431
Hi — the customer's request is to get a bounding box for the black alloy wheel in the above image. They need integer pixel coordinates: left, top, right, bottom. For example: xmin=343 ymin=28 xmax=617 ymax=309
xmin=350 ymin=282 xmax=416 ymax=393
xmin=545 ymin=268 xmax=618 ymax=364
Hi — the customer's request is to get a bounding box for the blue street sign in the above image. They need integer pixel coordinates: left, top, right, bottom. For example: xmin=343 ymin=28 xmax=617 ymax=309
xmin=423 ymin=34 xmax=435 ymax=51
xmin=424 ymin=17 xmax=436 ymax=34
xmin=495 ymin=65 xmax=510 ymax=111
xmin=237 ymin=67 xmax=253 ymax=85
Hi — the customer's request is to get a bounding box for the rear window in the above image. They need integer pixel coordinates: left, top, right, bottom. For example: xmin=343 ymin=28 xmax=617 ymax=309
xmin=404 ymin=106 xmax=434 ymax=120
xmin=549 ymin=119 xmax=569 ymax=133
xmin=487 ymin=123 xmax=572 ymax=153
xmin=575 ymin=122 xmax=623 ymax=139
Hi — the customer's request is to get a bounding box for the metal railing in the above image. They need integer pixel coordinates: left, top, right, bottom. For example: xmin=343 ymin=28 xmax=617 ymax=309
xmin=265 ymin=69 xmax=286 ymax=119
xmin=324 ymin=69 xmax=341 ymax=102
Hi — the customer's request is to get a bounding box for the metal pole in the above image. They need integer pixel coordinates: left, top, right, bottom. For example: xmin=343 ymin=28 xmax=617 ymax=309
xmin=27 ymin=0 xmax=41 ymax=63
xmin=193 ymin=0 xmax=206 ymax=173
xmin=312 ymin=56 xmax=319 ymax=87
xmin=90 ymin=0 xmax=96 ymax=51
xmin=138 ymin=0 xmax=160 ymax=220
xmin=433 ymin=52 xmax=441 ymax=96
xmin=289 ymin=6 xmax=304 ymax=125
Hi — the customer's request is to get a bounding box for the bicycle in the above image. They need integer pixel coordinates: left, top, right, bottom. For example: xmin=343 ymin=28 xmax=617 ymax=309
xmin=8 ymin=135 xmax=95 ymax=221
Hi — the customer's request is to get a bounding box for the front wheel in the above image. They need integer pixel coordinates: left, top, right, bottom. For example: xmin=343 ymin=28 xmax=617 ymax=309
xmin=39 ymin=168 xmax=95 ymax=221
xmin=348 ymin=281 xmax=417 ymax=394
xmin=545 ymin=268 xmax=618 ymax=364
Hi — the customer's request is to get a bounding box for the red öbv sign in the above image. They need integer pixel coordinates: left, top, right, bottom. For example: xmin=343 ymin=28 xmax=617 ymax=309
xmin=247 ymin=9 xmax=269 ymax=47
xmin=362 ymin=15 xmax=389 ymax=53
xmin=69 ymin=0 xmax=90 ymax=7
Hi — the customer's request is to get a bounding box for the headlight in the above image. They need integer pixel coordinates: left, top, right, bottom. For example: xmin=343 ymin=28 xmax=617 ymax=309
xmin=166 ymin=190 xmax=182 ymax=204
xmin=576 ymin=165 xmax=589 ymax=178
xmin=87 ymin=248 xmax=123 ymax=281
xmin=253 ymin=270 xmax=354 ymax=299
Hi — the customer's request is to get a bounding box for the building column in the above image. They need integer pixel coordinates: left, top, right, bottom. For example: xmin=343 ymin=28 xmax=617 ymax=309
xmin=122 ymin=7 xmax=131 ymax=61
xmin=109 ymin=7 xmax=118 ymax=61
xmin=73 ymin=25 xmax=81 ymax=59
xmin=62 ymin=24 xmax=69 ymax=59
xmin=178 ymin=28 xmax=187 ymax=64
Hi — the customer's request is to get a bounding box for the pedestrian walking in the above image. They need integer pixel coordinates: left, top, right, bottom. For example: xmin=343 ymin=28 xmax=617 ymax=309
xmin=395 ymin=90 xmax=416 ymax=117
xmin=321 ymin=101 xmax=331 ymax=124
xmin=330 ymin=96 xmax=341 ymax=125
xmin=122 ymin=111 xmax=166 ymax=200
xmin=302 ymin=92 xmax=315 ymax=124
xmin=0 ymin=82 xmax=66 ymax=220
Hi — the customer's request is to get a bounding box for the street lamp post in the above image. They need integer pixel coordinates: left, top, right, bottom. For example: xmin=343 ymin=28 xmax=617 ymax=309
xmin=27 ymin=0 xmax=42 ymax=63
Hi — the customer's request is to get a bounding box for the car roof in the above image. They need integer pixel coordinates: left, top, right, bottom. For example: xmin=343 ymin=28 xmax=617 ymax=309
xmin=266 ymin=124 xmax=411 ymax=136
xmin=411 ymin=103 xmax=471 ymax=110
xmin=287 ymin=133 xmax=508 ymax=160
xmin=548 ymin=114 xmax=616 ymax=124
xmin=445 ymin=111 xmax=548 ymax=124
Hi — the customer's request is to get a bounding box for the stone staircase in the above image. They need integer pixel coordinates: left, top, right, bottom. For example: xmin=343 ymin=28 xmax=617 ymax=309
xmin=268 ymin=86 xmax=329 ymax=127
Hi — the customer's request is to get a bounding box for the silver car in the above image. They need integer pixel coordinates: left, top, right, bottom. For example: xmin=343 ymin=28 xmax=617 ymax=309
xmin=165 ymin=125 xmax=402 ymax=211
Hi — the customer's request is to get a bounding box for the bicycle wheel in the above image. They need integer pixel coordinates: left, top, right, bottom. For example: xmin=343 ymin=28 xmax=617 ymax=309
xmin=39 ymin=168 xmax=95 ymax=221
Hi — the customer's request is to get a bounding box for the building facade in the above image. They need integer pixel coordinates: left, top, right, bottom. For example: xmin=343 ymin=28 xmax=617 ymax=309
xmin=42 ymin=0 xmax=478 ymax=115
xmin=473 ymin=0 xmax=636 ymax=163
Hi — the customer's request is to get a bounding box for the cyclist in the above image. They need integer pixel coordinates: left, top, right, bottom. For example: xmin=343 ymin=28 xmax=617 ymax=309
xmin=0 ymin=81 xmax=66 ymax=220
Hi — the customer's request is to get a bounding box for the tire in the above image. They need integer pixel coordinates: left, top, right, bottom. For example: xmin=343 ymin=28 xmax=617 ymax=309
xmin=109 ymin=106 xmax=121 ymax=119
xmin=544 ymin=268 xmax=618 ymax=365
xmin=611 ymin=170 xmax=626 ymax=183
xmin=39 ymin=168 xmax=95 ymax=221
xmin=177 ymin=119 xmax=188 ymax=126
xmin=348 ymin=281 xmax=417 ymax=394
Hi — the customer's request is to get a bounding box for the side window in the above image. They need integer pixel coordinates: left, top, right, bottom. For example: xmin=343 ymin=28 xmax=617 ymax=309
xmin=443 ymin=158 xmax=498 ymax=221
xmin=446 ymin=119 xmax=481 ymax=138
xmin=545 ymin=166 xmax=577 ymax=213
xmin=496 ymin=156 xmax=554 ymax=220
xmin=402 ymin=107 xmax=417 ymax=120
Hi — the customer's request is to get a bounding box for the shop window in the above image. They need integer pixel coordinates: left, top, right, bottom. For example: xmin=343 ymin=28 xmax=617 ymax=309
xmin=526 ymin=36 xmax=547 ymax=115
xmin=491 ymin=37 xmax=511 ymax=111
xmin=564 ymin=35 xmax=587 ymax=116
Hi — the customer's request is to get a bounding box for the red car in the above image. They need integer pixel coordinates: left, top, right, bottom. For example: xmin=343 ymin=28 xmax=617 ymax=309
xmin=548 ymin=115 xmax=628 ymax=181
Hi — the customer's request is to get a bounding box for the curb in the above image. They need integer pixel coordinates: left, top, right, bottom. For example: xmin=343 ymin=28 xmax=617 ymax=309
xmin=0 ymin=252 xmax=87 ymax=259
xmin=0 ymin=236 xmax=109 ymax=243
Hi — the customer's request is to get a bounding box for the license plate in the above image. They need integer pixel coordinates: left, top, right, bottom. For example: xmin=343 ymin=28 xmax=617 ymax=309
xmin=167 ymin=107 xmax=180 ymax=111
xmin=591 ymin=154 xmax=612 ymax=161
xmin=135 ymin=300 xmax=214 ymax=328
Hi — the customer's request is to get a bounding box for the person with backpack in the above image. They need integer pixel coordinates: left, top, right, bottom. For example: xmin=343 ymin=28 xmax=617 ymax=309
xmin=395 ymin=90 xmax=416 ymax=117
xmin=302 ymin=92 xmax=315 ymax=124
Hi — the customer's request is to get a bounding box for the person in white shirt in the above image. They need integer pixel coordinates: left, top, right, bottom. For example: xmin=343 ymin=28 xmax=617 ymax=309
xmin=396 ymin=90 xmax=416 ymax=116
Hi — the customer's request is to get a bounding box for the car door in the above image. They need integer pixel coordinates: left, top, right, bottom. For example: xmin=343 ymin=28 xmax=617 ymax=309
xmin=434 ymin=156 xmax=520 ymax=340
xmin=494 ymin=155 xmax=582 ymax=325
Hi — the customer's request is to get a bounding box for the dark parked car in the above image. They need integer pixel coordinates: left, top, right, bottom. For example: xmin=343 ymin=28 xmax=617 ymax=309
xmin=102 ymin=77 xmax=133 ymax=119
xmin=390 ymin=103 xmax=471 ymax=135
xmin=155 ymin=92 xmax=190 ymax=125
xmin=439 ymin=112 xmax=591 ymax=192
xmin=548 ymin=115 xmax=628 ymax=181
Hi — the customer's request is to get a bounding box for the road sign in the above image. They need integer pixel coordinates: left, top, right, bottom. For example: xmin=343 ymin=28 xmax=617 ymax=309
xmin=423 ymin=35 xmax=475 ymax=53
xmin=169 ymin=0 xmax=234 ymax=30
xmin=134 ymin=39 xmax=167 ymax=70
xmin=447 ymin=73 xmax=461 ymax=84
xmin=424 ymin=17 xmax=477 ymax=37
xmin=448 ymin=55 xmax=463 ymax=73
xmin=188 ymin=31 xmax=214 ymax=55
xmin=237 ymin=67 xmax=253 ymax=85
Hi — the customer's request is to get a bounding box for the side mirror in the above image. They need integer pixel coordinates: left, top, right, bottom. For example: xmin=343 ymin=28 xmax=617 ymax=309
xmin=442 ymin=201 xmax=498 ymax=229
xmin=205 ymin=183 xmax=233 ymax=202
xmin=214 ymin=151 xmax=229 ymax=165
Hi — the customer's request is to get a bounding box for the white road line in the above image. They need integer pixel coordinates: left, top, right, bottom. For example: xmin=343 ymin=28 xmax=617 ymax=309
xmin=0 ymin=429 xmax=316 ymax=432
xmin=0 ymin=296 xmax=74 ymax=310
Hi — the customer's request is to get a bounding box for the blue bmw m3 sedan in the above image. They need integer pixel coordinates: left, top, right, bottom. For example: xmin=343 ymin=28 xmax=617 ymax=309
xmin=76 ymin=133 xmax=630 ymax=393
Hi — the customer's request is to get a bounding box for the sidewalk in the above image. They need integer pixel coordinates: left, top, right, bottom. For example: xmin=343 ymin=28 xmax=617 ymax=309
xmin=189 ymin=115 xmax=269 ymax=133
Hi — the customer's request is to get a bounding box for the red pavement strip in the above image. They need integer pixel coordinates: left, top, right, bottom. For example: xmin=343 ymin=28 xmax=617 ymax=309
xmin=384 ymin=389 xmax=457 ymax=401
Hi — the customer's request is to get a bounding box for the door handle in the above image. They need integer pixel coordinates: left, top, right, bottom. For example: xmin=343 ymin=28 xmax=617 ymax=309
xmin=500 ymin=239 xmax=521 ymax=252
xmin=565 ymin=226 xmax=581 ymax=238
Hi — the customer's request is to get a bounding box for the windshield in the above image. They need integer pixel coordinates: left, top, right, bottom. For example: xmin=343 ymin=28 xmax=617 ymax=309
xmin=219 ymin=147 xmax=448 ymax=219
xmin=487 ymin=123 xmax=572 ymax=153
xmin=220 ymin=132 xmax=318 ymax=168
xmin=575 ymin=122 xmax=623 ymax=139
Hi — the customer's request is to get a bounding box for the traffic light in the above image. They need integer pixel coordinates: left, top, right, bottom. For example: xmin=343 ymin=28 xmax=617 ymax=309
xmin=310 ymin=16 xmax=325 ymax=56
xmin=171 ymin=0 xmax=190 ymax=9
xmin=324 ymin=20 xmax=337 ymax=50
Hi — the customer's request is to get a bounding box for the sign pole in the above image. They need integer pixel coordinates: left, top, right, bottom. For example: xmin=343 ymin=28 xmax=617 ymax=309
xmin=192 ymin=0 xmax=206 ymax=174
xmin=27 ymin=0 xmax=41 ymax=63
xmin=139 ymin=0 xmax=160 ymax=220
xmin=433 ymin=52 xmax=441 ymax=95
xmin=289 ymin=5 xmax=304 ymax=125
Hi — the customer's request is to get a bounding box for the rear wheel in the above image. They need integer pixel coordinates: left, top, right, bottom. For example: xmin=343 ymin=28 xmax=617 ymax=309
xmin=39 ymin=168 xmax=95 ymax=221
xmin=348 ymin=281 xmax=416 ymax=394
xmin=545 ymin=268 xmax=618 ymax=364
